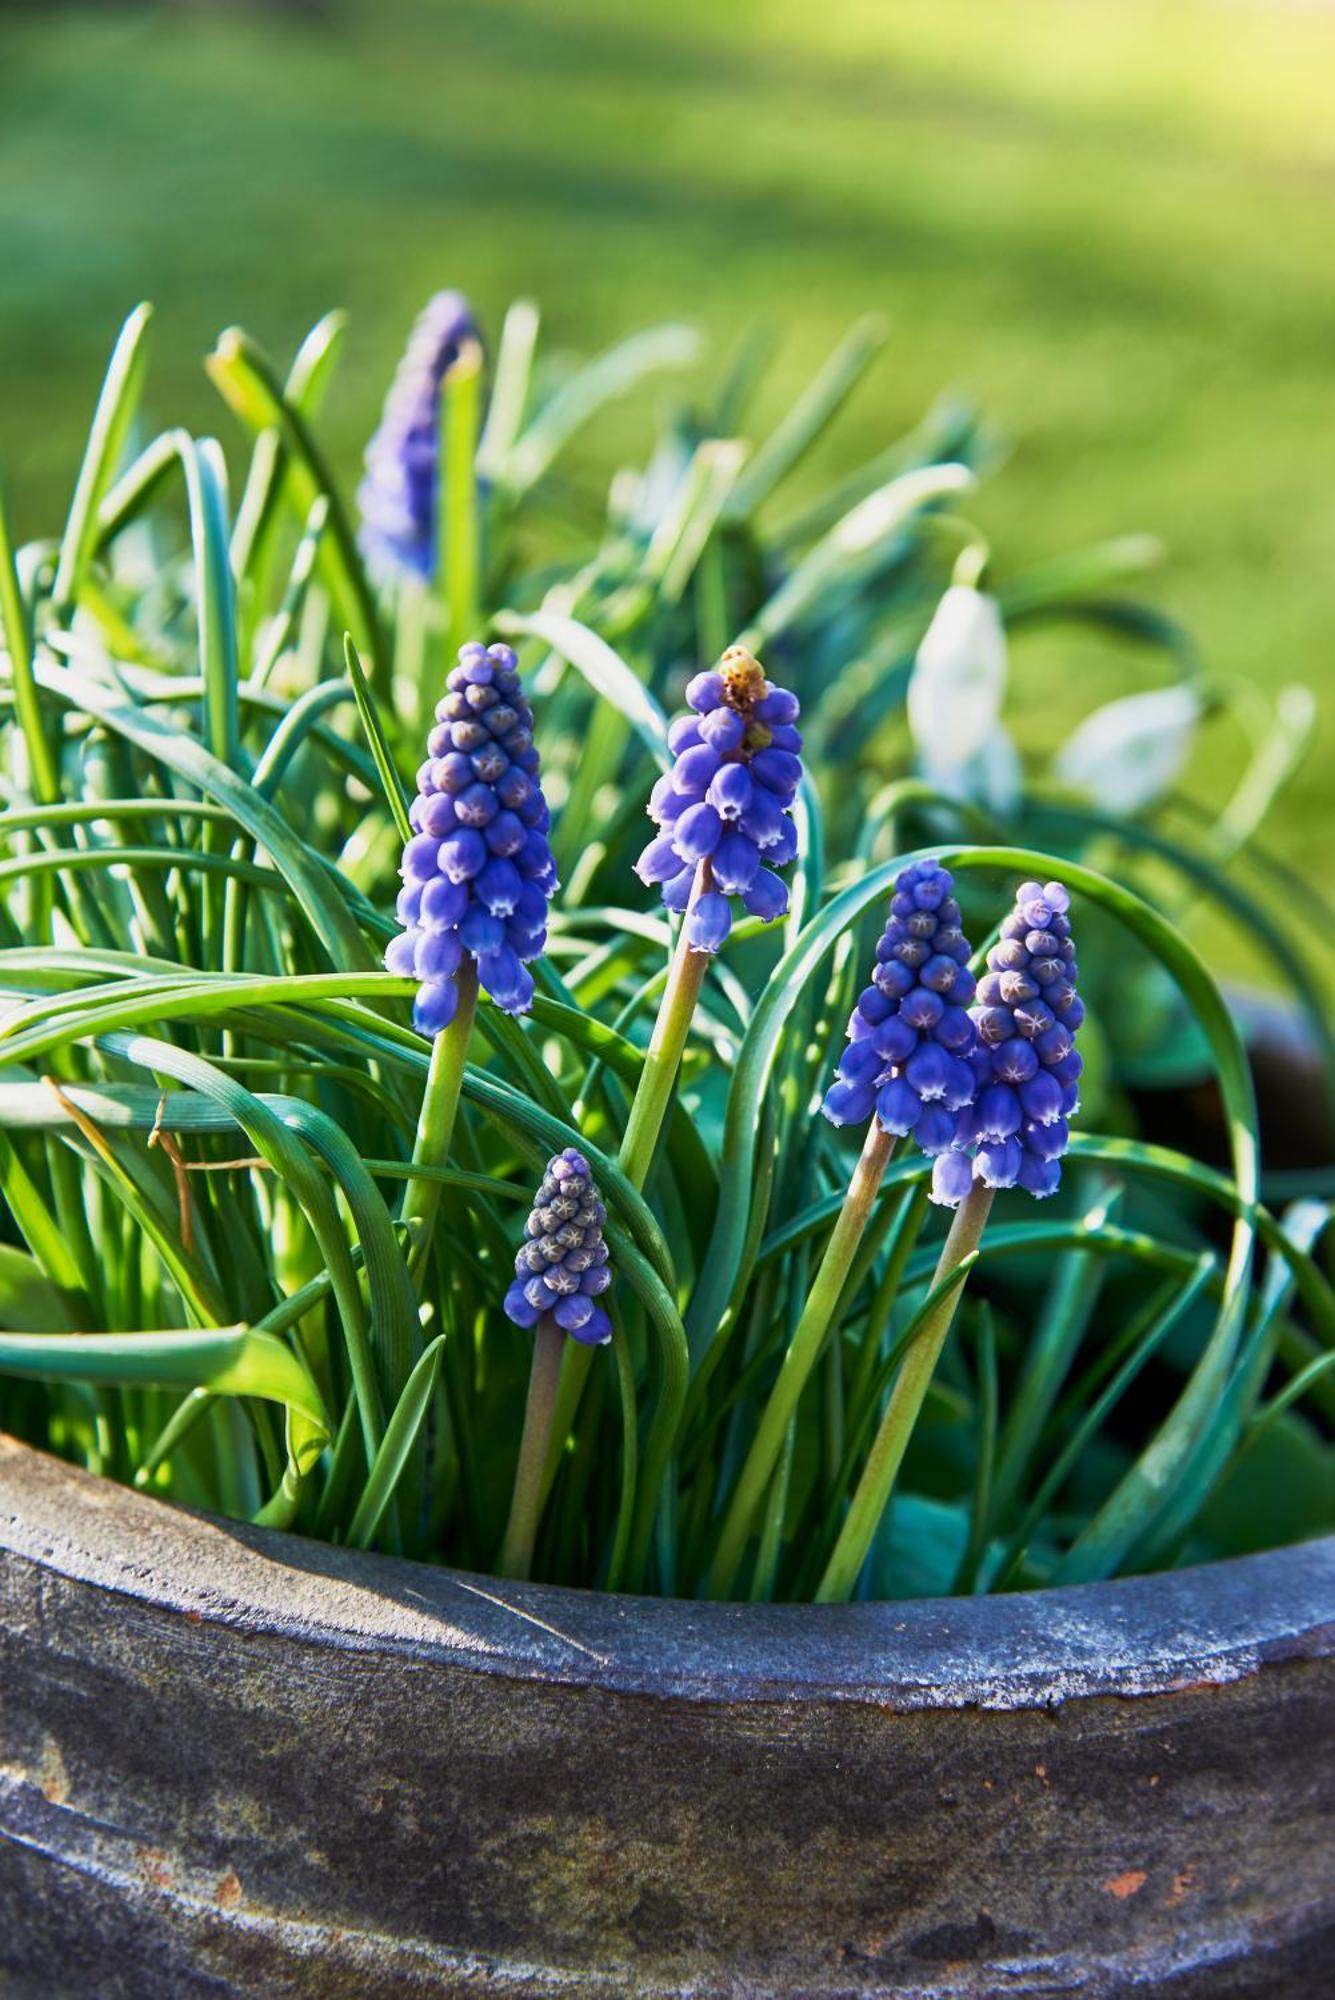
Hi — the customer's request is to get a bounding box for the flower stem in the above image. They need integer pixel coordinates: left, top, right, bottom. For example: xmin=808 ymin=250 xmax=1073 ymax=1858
xmin=707 ymin=1119 xmax=897 ymax=1599
xmin=534 ymin=864 xmax=711 ymax=1584
xmin=815 ymin=1179 xmax=994 ymax=1603
xmin=400 ymin=958 xmax=479 ymax=1275
xmin=497 ymin=1313 xmax=567 ymax=1581
xmin=617 ymin=860 xmax=713 ymax=1191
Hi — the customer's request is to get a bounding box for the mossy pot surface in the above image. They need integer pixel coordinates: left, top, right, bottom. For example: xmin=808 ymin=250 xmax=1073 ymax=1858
xmin=1 ymin=1433 xmax=1332 ymax=1998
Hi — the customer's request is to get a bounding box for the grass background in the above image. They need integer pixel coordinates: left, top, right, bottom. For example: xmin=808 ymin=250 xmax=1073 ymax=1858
xmin=2 ymin=0 xmax=1332 ymax=878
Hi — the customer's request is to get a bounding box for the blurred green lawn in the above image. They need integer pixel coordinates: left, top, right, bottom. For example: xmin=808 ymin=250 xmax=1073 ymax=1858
xmin=2 ymin=0 xmax=1332 ymax=881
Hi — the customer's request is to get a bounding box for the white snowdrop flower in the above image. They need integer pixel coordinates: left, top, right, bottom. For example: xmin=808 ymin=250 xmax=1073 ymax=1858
xmin=1054 ymin=684 xmax=1200 ymax=816
xmin=908 ymin=586 xmax=1009 ymax=778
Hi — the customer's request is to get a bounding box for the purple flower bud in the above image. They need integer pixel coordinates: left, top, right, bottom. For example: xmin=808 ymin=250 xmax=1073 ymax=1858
xmin=413 ymin=978 xmax=460 ymax=1037
xmin=700 ymin=706 xmax=746 ymax=753
xmin=459 ymin=905 xmax=505 ymax=956
xmin=636 ymin=835 xmax=683 ymax=885
xmin=751 ymin=747 xmax=802 ymax=797
xmin=649 ymin=773 xmax=687 ymax=823
xmin=504 ymin=1281 xmax=541 ymax=1328
xmin=739 ymin=785 xmax=783 ymax=849
xmin=686 ymin=890 xmax=732 ymax=955
xmin=708 ymin=762 xmax=753 ymax=820
xmin=974 ymin=1083 xmax=1022 ymax=1142
xmin=402 ymin=833 xmax=441 ymax=883
xmin=877 ymin=1076 xmax=922 ymax=1135
xmin=766 ymin=816 xmax=799 ymax=867
xmin=743 ymin=869 xmax=789 ymax=922
xmin=904 ymin=1042 xmax=956 ymax=1101
xmin=685 ymin=670 xmax=725 ymax=713
xmin=667 ymin=714 xmax=704 ymax=755
xmin=932 ymin=1149 xmax=976 ymax=1207
xmin=421 ymin=792 xmax=458 ymax=838
xmin=1024 ymin=1116 xmax=1069 ymax=1164
xmin=415 ymin=928 xmax=463 ymax=981
xmin=976 ymin=1136 xmax=1022 ymax=1188
xmin=421 ymin=874 xmax=468 ymax=931
xmin=711 ymin=831 xmax=760 ymax=896
xmin=673 ymin=802 xmax=723 ymax=862
xmin=755 ymin=686 xmax=800 ymax=725
xmin=661 ymin=866 xmax=695 ymax=914
xmin=934 ymin=1005 xmax=975 ymax=1053
xmin=477 ymin=856 xmax=523 ymax=915
xmin=839 ymin=1038 xmax=883 ymax=1083
xmin=439 ymin=828 xmax=488 ymax=882
xmin=873 ymin=1014 xmax=917 ymax=1066
xmin=914 ymin=1104 xmax=958 ymax=1155
xmin=478 ymin=945 xmax=532 ymax=1015
xmin=385 ymin=932 xmax=417 ymax=977
xmin=900 ymin=986 xmax=945 ymax=1033
xmin=674 ymin=744 xmax=722 ymax=797
xmin=1018 ymin=1153 xmax=1062 ymax=1199
xmin=504 ymin=1148 xmax=614 ymax=1344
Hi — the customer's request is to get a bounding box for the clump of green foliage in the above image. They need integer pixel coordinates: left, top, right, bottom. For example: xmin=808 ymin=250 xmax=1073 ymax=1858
xmin=0 ymin=301 xmax=1329 ymax=1599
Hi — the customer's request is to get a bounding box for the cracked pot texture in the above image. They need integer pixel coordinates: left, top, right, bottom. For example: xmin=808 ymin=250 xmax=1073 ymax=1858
xmin=1 ymin=1435 xmax=1333 ymax=1998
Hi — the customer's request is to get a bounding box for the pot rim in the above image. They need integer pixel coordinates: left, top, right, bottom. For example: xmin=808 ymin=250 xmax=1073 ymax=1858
xmin=3 ymin=1432 xmax=1332 ymax=1714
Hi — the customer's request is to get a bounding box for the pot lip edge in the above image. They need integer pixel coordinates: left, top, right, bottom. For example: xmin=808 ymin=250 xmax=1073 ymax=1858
xmin=3 ymin=1431 xmax=1333 ymax=1710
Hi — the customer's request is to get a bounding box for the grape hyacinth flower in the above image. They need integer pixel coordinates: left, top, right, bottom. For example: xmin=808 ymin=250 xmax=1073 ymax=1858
xmin=498 ymin=1148 xmax=615 ymax=1579
xmin=357 ymin=290 xmax=481 ymax=584
xmin=821 ymin=859 xmax=979 ymax=1156
xmin=502 ymin=1148 xmax=614 ymax=1348
xmin=932 ymin=879 xmax=1083 ymax=1208
xmin=385 ymin=641 xmax=556 ymax=1031
xmin=635 ymin=644 xmax=802 ymax=955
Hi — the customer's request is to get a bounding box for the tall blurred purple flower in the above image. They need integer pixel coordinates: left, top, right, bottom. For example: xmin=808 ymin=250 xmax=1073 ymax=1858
xmin=503 ymin=1148 xmax=613 ymax=1347
xmin=385 ymin=641 xmax=556 ymax=1031
xmin=635 ymin=645 xmax=802 ymax=954
xmin=932 ymin=879 xmax=1083 ymax=1206
xmin=358 ymin=290 xmax=481 ymax=584
xmin=821 ymin=859 xmax=979 ymax=1156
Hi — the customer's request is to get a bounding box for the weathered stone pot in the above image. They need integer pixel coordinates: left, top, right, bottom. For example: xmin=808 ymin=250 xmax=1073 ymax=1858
xmin=1 ymin=1435 xmax=1332 ymax=1999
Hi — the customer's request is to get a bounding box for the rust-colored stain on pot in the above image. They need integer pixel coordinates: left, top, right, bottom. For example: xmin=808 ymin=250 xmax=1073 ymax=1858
xmin=216 ymin=1870 xmax=244 ymax=1909
xmin=1104 ymin=1869 xmax=1148 ymax=1900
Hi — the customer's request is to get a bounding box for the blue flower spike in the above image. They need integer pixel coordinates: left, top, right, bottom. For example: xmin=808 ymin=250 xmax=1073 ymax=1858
xmin=358 ymin=290 xmax=481 ymax=584
xmin=636 ymin=645 xmax=803 ymax=955
xmin=932 ymin=878 xmax=1083 ymax=1206
xmin=503 ymin=1149 xmax=614 ymax=1347
xmin=821 ymin=859 xmax=979 ymax=1155
xmin=385 ymin=641 xmax=557 ymax=1031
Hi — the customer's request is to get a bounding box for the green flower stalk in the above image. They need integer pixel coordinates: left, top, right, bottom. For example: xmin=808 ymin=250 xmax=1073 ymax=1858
xmin=816 ymin=876 xmax=1084 ymax=1603
xmin=707 ymin=1117 xmax=898 ymax=1599
xmin=708 ymin=859 xmax=978 ymax=1600
xmin=813 ymin=1177 xmax=994 ymax=1602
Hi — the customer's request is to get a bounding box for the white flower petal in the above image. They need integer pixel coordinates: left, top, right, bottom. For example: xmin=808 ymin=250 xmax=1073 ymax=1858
xmin=908 ymin=586 xmax=1008 ymax=772
xmin=1054 ymin=684 xmax=1200 ymax=816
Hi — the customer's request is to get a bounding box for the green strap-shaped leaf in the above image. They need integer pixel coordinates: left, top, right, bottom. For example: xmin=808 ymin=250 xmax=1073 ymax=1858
xmin=496 ymin=607 xmax=670 ymax=771
xmin=51 ymin=303 xmax=154 ymax=617
xmin=346 ymin=1335 xmax=446 ymax=1550
xmin=28 ymin=656 xmax=375 ymax=971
